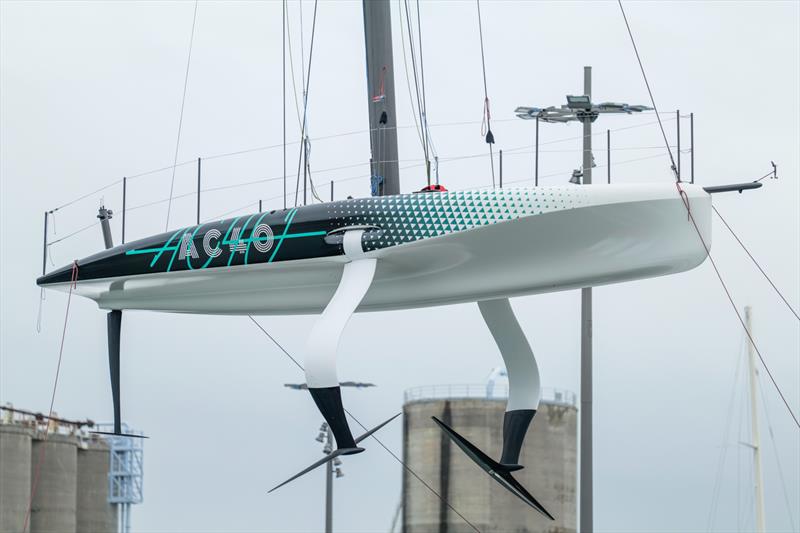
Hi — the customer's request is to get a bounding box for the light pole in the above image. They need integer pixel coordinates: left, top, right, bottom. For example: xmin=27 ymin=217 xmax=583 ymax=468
xmin=285 ymin=381 xmax=375 ymax=533
xmin=515 ymin=67 xmax=651 ymax=533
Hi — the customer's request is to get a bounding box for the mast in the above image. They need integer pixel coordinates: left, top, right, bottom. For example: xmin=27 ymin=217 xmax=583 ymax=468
xmin=745 ymin=306 xmax=766 ymax=533
xmin=362 ymin=0 xmax=400 ymax=196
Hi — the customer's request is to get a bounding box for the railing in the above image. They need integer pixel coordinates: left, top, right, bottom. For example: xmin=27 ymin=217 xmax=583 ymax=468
xmin=403 ymin=384 xmax=577 ymax=407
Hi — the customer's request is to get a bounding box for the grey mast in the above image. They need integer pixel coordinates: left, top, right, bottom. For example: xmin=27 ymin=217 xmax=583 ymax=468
xmin=362 ymin=0 xmax=400 ymax=196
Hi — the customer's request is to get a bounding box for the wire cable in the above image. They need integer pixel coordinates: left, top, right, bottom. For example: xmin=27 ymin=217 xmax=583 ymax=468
xmin=22 ymin=262 xmax=78 ymax=533
xmin=617 ymin=0 xmax=679 ymax=180
xmin=165 ymin=0 xmax=199 ymax=231
xmin=246 ymin=316 xmax=481 ymax=532
xmin=283 ymin=0 xmax=287 ymax=209
xmin=619 ymin=0 xmax=798 ymax=427
xmin=397 ymin=0 xmax=425 ymax=153
xmin=756 ymin=369 xmax=798 ymax=531
xmin=680 ymin=184 xmax=799 ymax=428
xmin=706 ymin=331 xmax=745 ymax=531
xmin=293 ymin=0 xmax=318 ymax=207
xmin=402 ymin=0 xmax=430 ymax=172
xmin=712 ymin=205 xmax=800 ymax=322
xmin=476 ymin=0 xmax=496 ymax=187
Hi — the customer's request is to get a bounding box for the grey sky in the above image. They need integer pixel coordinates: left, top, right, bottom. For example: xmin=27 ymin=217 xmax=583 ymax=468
xmin=1 ymin=1 xmax=798 ymax=531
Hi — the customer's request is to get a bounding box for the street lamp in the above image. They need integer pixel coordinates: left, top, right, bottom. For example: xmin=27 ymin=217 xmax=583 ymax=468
xmin=514 ymin=67 xmax=651 ymax=533
xmin=284 ymin=381 xmax=375 ymax=533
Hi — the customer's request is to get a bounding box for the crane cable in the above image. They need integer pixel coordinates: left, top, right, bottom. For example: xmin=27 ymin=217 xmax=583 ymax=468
xmin=619 ymin=0 xmax=799 ymax=429
xmin=476 ymin=0 xmax=496 ymax=188
xmin=165 ymin=0 xmax=199 ymax=231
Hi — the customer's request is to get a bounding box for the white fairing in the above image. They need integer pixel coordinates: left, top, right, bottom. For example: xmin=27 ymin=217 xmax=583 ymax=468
xmin=304 ymin=231 xmax=376 ymax=388
xmin=478 ymin=299 xmax=541 ymax=412
xmin=49 ymin=183 xmax=712 ymax=314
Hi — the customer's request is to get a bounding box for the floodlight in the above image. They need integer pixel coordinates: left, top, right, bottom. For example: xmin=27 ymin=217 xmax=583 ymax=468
xmin=569 ymin=169 xmax=582 ymax=184
xmin=333 ymin=457 xmax=342 ymax=466
xmin=335 ymin=468 xmax=344 ymax=478
xmin=316 ymin=432 xmax=326 ymax=443
xmin=566 ymin=95 xmax=591 ymax=110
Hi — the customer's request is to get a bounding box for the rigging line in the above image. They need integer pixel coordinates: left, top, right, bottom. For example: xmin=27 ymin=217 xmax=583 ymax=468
xmin=46 ymin=221 xmax=100 ymax=246
xmin=403 ymin=0 xmax=429 ymax=165
xmin=22 ymin=262 xmax=78 ymax=533
xmin=753 ymin=170 xmax=774 ymax=184
xmin=246 ymin=316 xmax=482 ymax=533
xmin=476 ymin=0 xmax=495 ymax=187
xmin=49 ymin=179 xmax=124 ymax=213
xmin=678 ymin=183 xmax=799 ymax=429
xmin=756 ymin=369 xmax=798 ymax=531
xmin=706 ymin=330 xmax=745 ymax=531
xmin=293 ymin=0 xmax=318 ymax=208
xmin=49 ymin=115 xmax=674 ymax=213
xmin=282 ymin=4 xmax=291 ymax=210
xmin=397 ymin=0 xmax=425 ymax=152
xmin=285 ymin=1 xmax=304 ymax=128
xmin=165 ymin=0 xmax=199 ymax=231
xmin=414 ymin=0 xmax=435 ymax=161
xmin=713 ymin=205 xmax=800 ymax=322
xmin=597 ymin=8 xmax=792 ymax=421
xmin=617 ymin=0 xmax=679 ymax=180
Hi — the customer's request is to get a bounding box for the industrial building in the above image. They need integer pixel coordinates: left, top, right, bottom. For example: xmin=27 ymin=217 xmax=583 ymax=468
xmin=0 ymin=406 xmax=143 ymax=533
xmin=402 ymin=373 xmax=577 ymax=533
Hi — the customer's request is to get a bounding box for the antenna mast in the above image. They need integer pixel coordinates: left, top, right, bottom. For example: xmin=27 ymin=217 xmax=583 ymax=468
xmin=363 ymin=0 xmax=400 ymax=196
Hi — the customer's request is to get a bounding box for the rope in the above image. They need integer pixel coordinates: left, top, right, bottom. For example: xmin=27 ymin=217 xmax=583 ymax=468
xmin=46 ymin=115 xmax=673 ymax=215
xmin=414 ymin=0 xmax=436 ymax=184
xmin=712 ymin=205 xmax=799 ymax=322
xmin=165 ymin=0 xmax=199 ymax=231
xmin=706 ymin=330 xmax=745 ymax=531
xmin=402 ymin=0 xmax=430 ymax=172
xmin=619 ymin=0 xmax=797 ymax=428
xmin=397 ymin=0 xmax=425 ymax=153
xmin=677 ymin=182 xmax=799 ymax=429
xmin=283 ymin=0 xmax=287 ymax=209
xmin=22 ymin=261 xmax=78 ymax=532
xmin=293 ymin=0 xmax=319 ymax=207
xmin=46 ymin=221 xmax=100 ymax=246
xmin=617 ymin=0 xmax=679 ymax=181
xmin=756 ymin=369 xmax=798 ymax=531
xmin=476 ymin=0 xmax=496 ymax=187
xmin=246 ymin=316 xmax=481 ymax=533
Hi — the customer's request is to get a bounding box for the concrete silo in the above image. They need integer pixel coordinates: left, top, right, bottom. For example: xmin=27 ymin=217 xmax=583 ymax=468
xmin=402 ymin=384 xmax=577 ymax=533
xmin=29 ymin=433 xmax=79 ymax=533
xmin=77 ymin=438 xmax=118 ymax=533
xmin=0 ymin=423 xmax=34 ymax=532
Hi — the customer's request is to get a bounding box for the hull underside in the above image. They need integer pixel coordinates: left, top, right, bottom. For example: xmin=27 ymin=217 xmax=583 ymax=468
xmin=46 ymin=191 xmax=711 ymax=314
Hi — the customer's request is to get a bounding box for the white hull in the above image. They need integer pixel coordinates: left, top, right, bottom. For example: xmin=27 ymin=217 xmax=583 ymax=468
xmin=47 ymin=183 xmax=711 ymax=314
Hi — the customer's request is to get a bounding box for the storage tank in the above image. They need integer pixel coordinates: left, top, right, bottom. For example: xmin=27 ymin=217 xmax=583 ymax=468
xmin=77 ymin=438 xmax=117 ymax=532
xmin=0 ymin=423 xmax=34 ymax=532
xmin=29 ymin=433 xmax=78 ymax=533
xmin=402 ymin=385 xmax=577 ymax=533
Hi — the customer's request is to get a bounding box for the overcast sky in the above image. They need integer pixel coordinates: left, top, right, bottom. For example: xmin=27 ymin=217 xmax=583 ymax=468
xmin=1 ymin=1 xmax=798 ymax=532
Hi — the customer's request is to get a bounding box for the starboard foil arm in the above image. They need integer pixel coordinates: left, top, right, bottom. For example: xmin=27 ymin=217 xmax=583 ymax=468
xmin=477 ymin=298 xmax=540 ymax=468
xmin=432 ymin=298 xmax=553 ymax=519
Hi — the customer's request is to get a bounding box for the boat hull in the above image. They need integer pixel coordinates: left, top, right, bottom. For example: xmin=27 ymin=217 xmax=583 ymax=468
xmin=38 ymin=183 xmax=711 ymax=314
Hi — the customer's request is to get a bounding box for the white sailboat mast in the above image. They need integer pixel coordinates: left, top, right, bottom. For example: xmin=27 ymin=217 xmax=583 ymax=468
xmin=745 ymin=305 xmax=767 ymax=533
